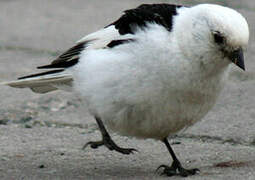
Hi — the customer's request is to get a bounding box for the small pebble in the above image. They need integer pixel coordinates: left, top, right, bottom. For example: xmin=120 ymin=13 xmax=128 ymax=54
xmin=24 ymin=124 xmax=32 ymax=128
xmin=0 ymin=119 xmax=9 ymax=125
xmin=38 ymin=164 xmax=45 ymax=169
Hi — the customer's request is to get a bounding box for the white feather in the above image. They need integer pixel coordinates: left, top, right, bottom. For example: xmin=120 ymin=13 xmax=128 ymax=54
xmin=77 ymin=25 xmax=121 ymax=49
xmin=3 ymin=74 xmax=73 ymax=94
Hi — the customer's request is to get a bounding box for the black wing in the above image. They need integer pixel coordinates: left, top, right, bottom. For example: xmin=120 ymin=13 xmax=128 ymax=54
xmin=37 ymin=40 xmax=91 ymax=69
xmin=108 ymin=4 xmax=183 ymax=35
xmin=17 ymin=41 xmax=91 ymax=79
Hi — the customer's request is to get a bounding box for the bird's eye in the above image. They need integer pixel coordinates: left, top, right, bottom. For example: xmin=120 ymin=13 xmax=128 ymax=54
xmin=213 ymin=31 xmax=225 ymax=45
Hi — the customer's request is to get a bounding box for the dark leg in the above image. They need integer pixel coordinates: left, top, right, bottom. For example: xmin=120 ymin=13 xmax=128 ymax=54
xmin=157 ymin=138 xmax=199 ymax=177
xmin=83 ymin=116 xmax=137 ymax=155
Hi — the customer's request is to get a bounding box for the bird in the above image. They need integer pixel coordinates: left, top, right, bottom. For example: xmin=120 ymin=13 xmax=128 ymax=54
xmin=3 ymin=3 xmax=249 ymax=177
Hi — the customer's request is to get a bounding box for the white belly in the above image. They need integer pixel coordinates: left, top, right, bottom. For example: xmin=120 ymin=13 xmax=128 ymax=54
xmin=104 ymin=87 xmax=220 ymax=140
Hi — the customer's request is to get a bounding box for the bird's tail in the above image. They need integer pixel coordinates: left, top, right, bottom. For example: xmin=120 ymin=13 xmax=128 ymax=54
xmin=1 ymin=70 xmax=73 ymax=94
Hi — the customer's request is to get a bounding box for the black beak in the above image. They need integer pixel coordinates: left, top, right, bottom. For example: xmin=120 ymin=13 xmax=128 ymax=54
xmin=228 ymin=48 xmax=245 ymax=71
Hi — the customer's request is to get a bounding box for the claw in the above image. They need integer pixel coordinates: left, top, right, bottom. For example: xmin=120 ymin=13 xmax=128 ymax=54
xmin=156 ymin=163 xmax=199 ymax=177
xmin=156 ymin=165 xmax=176 ymax=177
xmin=83 ymin=117 xmax=137 ymax=155
xmin=82 ymin=139 xmax=137 ymax=155
xmin=82 ymin=141 xmax=103 ymax=150
xmin=186 ymin=168 xmax=200 ymax=175
xmin=82 ymin=142 xmax=90 ymax=150
xmin=129 ymin=148 xmax=138 ymax=153
xmin=116 ymin=147 xmax=138 ymax=155
xmin=155 ymin=165 xmax=168 ymax=173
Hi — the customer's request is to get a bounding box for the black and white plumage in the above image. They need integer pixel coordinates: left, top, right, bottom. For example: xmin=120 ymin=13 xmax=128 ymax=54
xmin=4 ymin=3 xmax=249 ymax=177
xmin=109 ymin=4 xmax=182 ymax=35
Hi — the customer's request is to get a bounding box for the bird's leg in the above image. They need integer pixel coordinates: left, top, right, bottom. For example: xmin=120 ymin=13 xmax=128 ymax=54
xmin=157 ymin=138 xmax=199 ymax=177
xmin=83 ymin=116 xmax=137 ymax=155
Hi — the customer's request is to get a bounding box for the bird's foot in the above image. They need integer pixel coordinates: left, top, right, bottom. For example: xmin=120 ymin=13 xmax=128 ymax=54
xmin=83 ymin=136 xmax=137 ymax=155
xmin=157 ymin=160 xmax=199 ymax=177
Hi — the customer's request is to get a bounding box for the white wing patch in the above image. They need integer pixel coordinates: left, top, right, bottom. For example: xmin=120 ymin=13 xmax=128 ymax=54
xmin=77 ymin=25 xmax=122 ymax=50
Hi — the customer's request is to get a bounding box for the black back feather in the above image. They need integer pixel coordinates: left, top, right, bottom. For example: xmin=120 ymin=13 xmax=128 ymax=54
xmin=108 ymin=4 xmax=183 ymax=35
xmin=107 ymin=39 xmax=135 ymax=48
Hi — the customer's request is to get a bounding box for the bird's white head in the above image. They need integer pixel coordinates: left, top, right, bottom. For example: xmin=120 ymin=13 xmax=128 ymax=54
xmin=174 ymin=4 xmax=249 ymax=71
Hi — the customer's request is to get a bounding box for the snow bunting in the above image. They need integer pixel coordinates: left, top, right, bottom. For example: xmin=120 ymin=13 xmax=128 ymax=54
xmin=4 ymin=3 xmax=249 ymax=177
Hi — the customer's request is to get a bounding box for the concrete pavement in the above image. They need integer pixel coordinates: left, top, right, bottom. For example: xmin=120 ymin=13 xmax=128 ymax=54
xmin=0 ymin=0 xmax=255 ymax=179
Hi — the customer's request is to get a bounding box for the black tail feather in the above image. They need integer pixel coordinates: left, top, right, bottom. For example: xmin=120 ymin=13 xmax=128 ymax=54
xmin=18 ymin=69 xmax=64 ymax=80
xmin=37 ymin=58 xmax=79 ymax=69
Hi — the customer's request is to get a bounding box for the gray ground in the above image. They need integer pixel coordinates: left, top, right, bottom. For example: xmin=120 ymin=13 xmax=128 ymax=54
xmin=0 ymin=0 xmax=255 ymax=179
